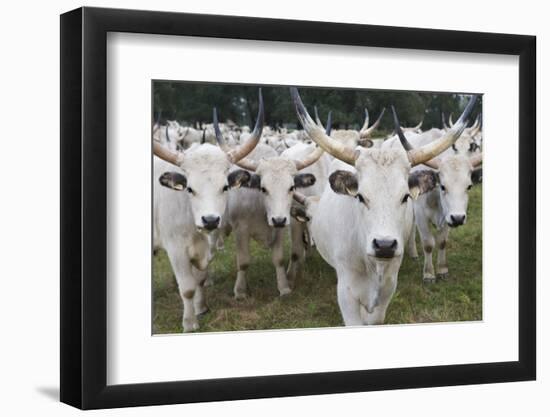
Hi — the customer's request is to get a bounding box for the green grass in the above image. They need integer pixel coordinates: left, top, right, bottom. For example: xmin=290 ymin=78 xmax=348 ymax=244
xmin=153 ymin=186 xmax=482 ymax=334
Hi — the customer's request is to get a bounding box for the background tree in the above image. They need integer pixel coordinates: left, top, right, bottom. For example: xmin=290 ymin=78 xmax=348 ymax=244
xmin=153 ymin=81 xmax=481 ymax=133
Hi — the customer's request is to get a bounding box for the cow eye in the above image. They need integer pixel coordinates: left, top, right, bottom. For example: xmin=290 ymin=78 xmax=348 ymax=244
xmin=187 ymin=187 xmax=194 ymax=195
xmin=289 ymin=185 xmax=295 ymax=192
xmin=402 ymin=193 xmax=411 ymax=204
xmin=356 ymin=194 xmax=365 ymax=204
xmin=260 ymin=186 xmax=267 ymax=194
xmin=222 ymin=185 xmax=229 ymax=192
xmin=440 ymin=184 xmax=446 ymax=192
xmin=467 ymin=184 xmax=472 ymax=191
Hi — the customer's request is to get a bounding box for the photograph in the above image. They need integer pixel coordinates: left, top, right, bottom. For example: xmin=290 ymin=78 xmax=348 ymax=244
xmin=151 ymin=82 xmax=483 ymax=334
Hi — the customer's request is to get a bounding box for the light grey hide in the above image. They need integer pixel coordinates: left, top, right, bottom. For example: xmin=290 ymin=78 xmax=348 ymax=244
xmin=153 ymin=143 xmax=234 ymax=332
xmin=280 ymin=142 xmax=331 ymax=286
xmin=383 ymin=130 xmax=480 ymax=282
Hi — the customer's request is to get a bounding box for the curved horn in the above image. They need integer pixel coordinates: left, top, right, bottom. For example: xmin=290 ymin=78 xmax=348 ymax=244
xmin=292 ymin=191 xmax=307 ymax=205
xmin=360 ymin=108 xmax=370 ymax=132
xmin=153 ymin=141 xmax=184 ymax=167
xmin=314 ymin=106 xmax=324 ymax=129
xmin=469 ymin=124 xmax=481 ymax=138
xmin=448 ymin=113 xmax=454 ymax=127
xmin=294 ymin=111 xmax=332 ymax=170
xmin=228 ymin=89 xmax=264 ymax=163
xmin=411 ymin=117 xmax=423 ymax=131
xmin=442 ymin=112 xmax=449 ymax=130
xmin=360 ymin=107 xmax=386 ymax=138
xmin=213 ymin=107 xmax=230 ymax=152
xmin=470 ymin=152 xmax=483 ymax=168
xmin=290 ymin=88 xmax=359 ymax=166
xmin=408 ymin=95 xmax=479 ymax=167
xmin=213 ymin=89 xmax=264 ymax=163
xmin=392 ymin=106 xmax=438 ymax=169
xmin=165 ymin=126 xmax=171 ymax=143
xmin=470 ymin=114 xmax=480 ymax=130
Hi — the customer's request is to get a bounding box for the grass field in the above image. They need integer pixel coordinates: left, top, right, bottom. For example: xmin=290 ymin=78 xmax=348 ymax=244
xmin=153 ymin=186 xmax=482 ymax=334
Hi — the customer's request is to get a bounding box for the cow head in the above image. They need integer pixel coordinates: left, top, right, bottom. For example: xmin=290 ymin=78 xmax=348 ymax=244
xmin=393 ymin=105 xmax=482 ymax=228
xmin=245 ymin=157 xmax=317 ymax=227
xmin=328 ymin=151 xmax=438 ymax=259
xmin=153 ymin=89 xmax=264 ymax=232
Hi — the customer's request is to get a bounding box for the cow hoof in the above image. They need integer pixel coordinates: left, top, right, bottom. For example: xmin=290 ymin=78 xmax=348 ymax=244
xmin=279 ymin=287 xmax=292 ymax=297
xmin=183 ymin=319 xmax=200 ymax=332
xmin=437 ymin=272 xmax=449 ymax=280
xmin=234 ymin=292 xmax=247 ymax=301
xmin=196 ymin=307 xmax=210 ymax=318
xmin=423 ymin=276 xmax=436 ymax=284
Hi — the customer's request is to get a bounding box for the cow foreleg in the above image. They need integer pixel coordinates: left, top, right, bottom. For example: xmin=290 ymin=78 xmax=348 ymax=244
xmin=336 ymin=277 xmax=363 ymax=326
xmin=407 ymin=223 xmax=419 ymax=259
xmin=165 ymin=244 xmax=200 ymax=332
xmin=192 ymin=267 xmax=209 ymax=316
xmin=435 ymin=226 xmax=450 ymax=280
xmin=287 ymin=220 xmax=306 ymax=288
xmin=272 ymin=230 xmax=291 ymax=296
xmin=363 ymin=274 xmax=398 ymax=325
xmin=416 ymin=214 xmax=436 ymax=283
xmin=234 ymin=230 xmax=250 ymax=300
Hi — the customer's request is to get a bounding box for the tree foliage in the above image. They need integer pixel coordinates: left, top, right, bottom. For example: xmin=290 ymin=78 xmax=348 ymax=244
xmin=153 ymin=81 xmax=481 ymax=131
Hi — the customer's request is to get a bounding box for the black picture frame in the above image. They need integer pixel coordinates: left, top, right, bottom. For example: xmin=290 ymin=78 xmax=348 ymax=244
xmin=60 ymin=6 xmax=536 ymax=410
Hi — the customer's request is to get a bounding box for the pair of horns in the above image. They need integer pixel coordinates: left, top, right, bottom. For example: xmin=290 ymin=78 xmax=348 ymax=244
xmin=395 ymin=105 xmax=482 ymax=169
xmin=292 ymin=87 xmax=478 ymax=168
xmin=359 ymin=107 xmax=386 ymax=138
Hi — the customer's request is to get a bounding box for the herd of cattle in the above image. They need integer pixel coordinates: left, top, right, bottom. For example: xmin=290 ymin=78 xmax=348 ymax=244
xmin=152 ymin=88 xmax=483 ymax=331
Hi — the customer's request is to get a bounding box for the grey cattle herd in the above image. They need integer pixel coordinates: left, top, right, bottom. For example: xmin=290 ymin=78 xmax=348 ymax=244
xmin=152 ymin=87 xmax=482 ymax=332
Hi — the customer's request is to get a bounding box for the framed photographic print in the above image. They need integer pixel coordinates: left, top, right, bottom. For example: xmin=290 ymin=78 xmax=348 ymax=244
xmin=60 ymin=6 xmax=536 ymax=410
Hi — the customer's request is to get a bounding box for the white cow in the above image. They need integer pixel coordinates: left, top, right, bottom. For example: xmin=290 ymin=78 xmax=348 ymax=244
xmin=387 ymin=107 xmax=483 ymax=283
xmin=214 ymin=111 xmax=326 ymax=299
xmin=290 ymin=88 xmax=477 ymax=325
xmin=152 ymin=91 xmax=264 ymax=331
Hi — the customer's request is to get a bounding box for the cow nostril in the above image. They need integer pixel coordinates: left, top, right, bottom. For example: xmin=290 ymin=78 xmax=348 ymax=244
xmin=450 ymin=214 xmax=466 ymax=225
xmin=271 ymin=217 xmax=287 ymax=227
xmin=372 ymin=239 xmax=398 ymax=258
xmin=201 ymin=215 xmax=220 ymax=230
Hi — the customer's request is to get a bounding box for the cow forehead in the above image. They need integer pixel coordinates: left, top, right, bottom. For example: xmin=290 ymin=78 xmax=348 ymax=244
xmin=256 ymin=158 xmax=297 ymax=179
xmin=354 ymin=148 xmax=411 ymax=194
xmin=355 ymin=148 xmax=410 ymax=173
xmin=439 ymin=154 xmax=472 ymax=180
xmin=181 ymin=144 xmax=231 ymax=179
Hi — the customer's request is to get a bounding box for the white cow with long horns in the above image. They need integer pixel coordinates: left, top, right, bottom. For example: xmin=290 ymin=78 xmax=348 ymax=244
xmin=214 ymin=106 xmax=329 ymax=299
xmin=290 ymin=87 xmax=477 ymax=326
xmin=152 ymin=90 xmax=264 ymax=332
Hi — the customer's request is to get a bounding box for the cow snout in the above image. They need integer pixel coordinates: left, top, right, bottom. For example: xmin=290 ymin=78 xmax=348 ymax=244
xmin=271 ymin=217 xmax=287 ymax=228
xmin=201 ymin=215 xmax=220 ymax=231
xmin=449 ymin=214 xmax=466 ymax=227
xmin=372 ymin=238 xmax=398 ymax=259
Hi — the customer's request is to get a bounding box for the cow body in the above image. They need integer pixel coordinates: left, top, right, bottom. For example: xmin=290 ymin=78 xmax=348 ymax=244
xmin=308 ymin=150 xmax=415 ymax=325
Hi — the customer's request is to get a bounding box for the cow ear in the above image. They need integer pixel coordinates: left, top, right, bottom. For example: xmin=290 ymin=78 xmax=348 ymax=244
xmin=290 ymin=206 xmax=310 ymax=223
xmin=329 ymin=170 xmax=358 ymax=196
xmin=294 ymin=173 xmax=316 ymax=188
xmin=471 ymin=167 xmax=482 ymax=184
xmin=159 ymin=172 xmax=187 ymax=191
xmin=243 ymin=173 xmax=262 ymax=190
xmin=227 ymin=169 xmax=251 ymax=189
xmin=408 ymin=170 xmax=439 ymax=199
